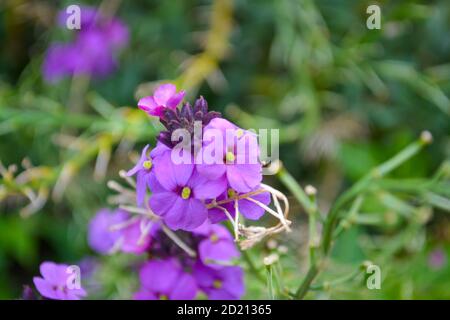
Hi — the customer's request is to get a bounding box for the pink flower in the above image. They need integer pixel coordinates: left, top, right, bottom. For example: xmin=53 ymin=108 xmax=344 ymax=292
xmin=138 ymin=83 xmax=185 ymax=117
xmin=33 ymin=262 xmax=87 ymax=300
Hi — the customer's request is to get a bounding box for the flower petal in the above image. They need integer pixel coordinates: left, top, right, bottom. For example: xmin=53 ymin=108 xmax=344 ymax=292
xmin=153 ymin=84 xmax=176 ymax=106
xmin=149 ymin=191 xmax=178 ymax=217
xmin=239 ymin=190 xmax=270 ymax=220
xmin=190 ymin=170 xmax=227 ymax=200
xmin=166 ymin=90 xmax=185 ymax=109
xmin=33 ymin=277 xmax=60 ymax=300
xmin=169 ymin=272 xmax=198 ymax=300
xmin=139 ymin=259 xmax=180 ymax=293
xmin=226 ymin=163 xmax=261 ymax=193
xmin=153 ymin=151 xmax=194 ymax=191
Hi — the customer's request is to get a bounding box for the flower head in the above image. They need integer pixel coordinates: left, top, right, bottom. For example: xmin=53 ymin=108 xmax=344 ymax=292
xmin=428 ymin=248 xmax=447 ymax=270
xmin=33 ymin=262 xmax=87 ymax=300
xmin=149 ymin=151 xmax=226 ymax=231
xmin=88 ymin=208 xmax=156 ymax=255
xmin=134 ymin=259 xmax=197 ymax=300
xmin=193 ymin=262 xmax=244 ymax=300
xmin=138 ymin=84 xmax=186 ymax=117
xmin=197 ymin=118 xmax=262 ymax=193
xmin=126 ymin=143 xmax=170 ymax=206
xmin=43 ymin=6 xmax=128 ymax=82
xmin=194 ymin=222 xmax=240 ymax=269
xmin=88 ymin=208 xmax=128 ymax=254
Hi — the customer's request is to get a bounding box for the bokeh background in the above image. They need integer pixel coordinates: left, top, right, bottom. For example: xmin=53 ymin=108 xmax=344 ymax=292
xmin=0 ymin=0 xmax=449 ymax=299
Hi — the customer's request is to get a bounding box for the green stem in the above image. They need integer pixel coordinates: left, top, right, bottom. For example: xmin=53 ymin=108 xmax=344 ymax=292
xmin=242 ymin=251 xmax=265 ymax=284
xmin=311 ymin=267 xmax=362 ymax=290
xmin=277 ymin=167 xmax=315 ymax=215
xmin=322 ymin=138 xmax=428 ymax=255
xmin=290 ymin=134 xmax=431 ymax=299
xmin=294 ymin=264 xmax=319 ymax=299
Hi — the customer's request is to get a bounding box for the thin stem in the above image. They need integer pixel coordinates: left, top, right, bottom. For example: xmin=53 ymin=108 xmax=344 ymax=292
xmin=242 ymin=251 xmax=265 ymax=284
xmin=277 ymin=167 xmax=315 ymax=215
xmin=292 ymin=133 xmax=431 ymax=299
xmin=294 ymin=264 xmax=319 ymax=299
xmin=322 ymin=138 xmax=429 ymax=255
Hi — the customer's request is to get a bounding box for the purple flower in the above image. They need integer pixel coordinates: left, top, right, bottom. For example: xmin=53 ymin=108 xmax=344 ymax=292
xmin=43 ymin=6 xmax=128 ymax=82
xmin=193 ymin=262 xmax=244 ymax=300
xmin=120 ymin=217 xmax=155 ymax=254
xmin=126 ymin=143 xmax=170 ymax=206
xmin=194 ymin=222 xmax=240 ymax=269
xmin=428 ymin=248 xmax=447 ymax=270
xmin=134 ymin=259 xmax=197 ymax=300
xmin=138 ymin=84 xmax=185 ymax=117
xmin=196 ymin=118 xmax=262 ymax=193
xmin=149 ymin=151 xmax=226 ymax=231
xmin=33 ymin=262 xmax=87 ymax=300
xmin=88 ymin=208 xmax=155 ymax=255
xmin=88 ymin=208 xmax=128 ymax=254
xmin=208 ymin=186 xmax=271 ymax=223
xmin=42 ymin=43 xmax=81 ymax=83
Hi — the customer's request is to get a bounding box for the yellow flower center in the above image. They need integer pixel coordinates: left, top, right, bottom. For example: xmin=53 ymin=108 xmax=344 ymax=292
xmin=159 ymin=294 xmax=168 ymax=300
xmin=210 ymin=233 xmax=219 ymax=243
xmin=181 ymin=186 xmax=191 ymax=199
xmin=213 ymin=280 xmax=222 ymax=289
xmin=227 ymin=188 xmax=236 ymax=198
xmin=236 ymin=129 xmax=244 ymax=138
xmin=143 ymin=160 xmax=152 ymax=170
xmin=225 ymin=151 xmax=235 ymax=163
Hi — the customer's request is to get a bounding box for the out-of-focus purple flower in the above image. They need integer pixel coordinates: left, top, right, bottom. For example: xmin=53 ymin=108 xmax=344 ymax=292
xmin=42 ymin=42 xmax=82 ymax=83
xmin=194 ymin=223 xmax=240 ymax=269
xmin=88 ymin=209 xmax=155 ymax=255
xmin=22 ymin=285 xmax=38 ymax=300
xmin=428 ymin=248 xmax=447 ymax=270
xmin=43 ymin=6 xmax=128 ymax=82
xmin=120 ymin=217 xmax=156 ymax=254
xmin=149 ymin=151 xmax=226 ymax=231
xmin=193 ymin=262 xmax=244 ymax=300
xmin=138 ymin=84 xmax=185 ymax=117
xmin=33 ymin=262 xmax=87 ymax=300
xmin=208 ymin=186 xmax=271 ymax=223
xmin=88 ymin=208 xmax=128 ymax=254
xmin=134 ymin=259 xmax=197 ymax=300
xmin=196 ymin=118 xmax=262 ymax=193
xmin=126 ymin=143 xmax=170 ymax=206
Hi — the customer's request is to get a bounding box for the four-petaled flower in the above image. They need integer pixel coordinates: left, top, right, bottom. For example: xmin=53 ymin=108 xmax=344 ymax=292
xmin=149 ymin=150 xmax=226 ymax=231
xmin=33 ymin=262 xmax=87 ymax=300
xmin=197 ymin=118 xmax=262 ymax=193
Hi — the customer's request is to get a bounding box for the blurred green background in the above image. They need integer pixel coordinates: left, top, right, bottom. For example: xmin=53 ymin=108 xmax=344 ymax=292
xmin=0 ymin=0 xmax=449 ymax=299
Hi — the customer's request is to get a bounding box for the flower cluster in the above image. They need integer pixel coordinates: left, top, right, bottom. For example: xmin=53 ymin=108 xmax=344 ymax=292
xmin=133 ymin=222 xmax=244 ymax=300
xmin=43 ymin=6 xmax=128 ymax=82
xmin=129 ymin=83 xmax=268 ymax=232
xmin=30 ymin=84 xmax=289 ymax=300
